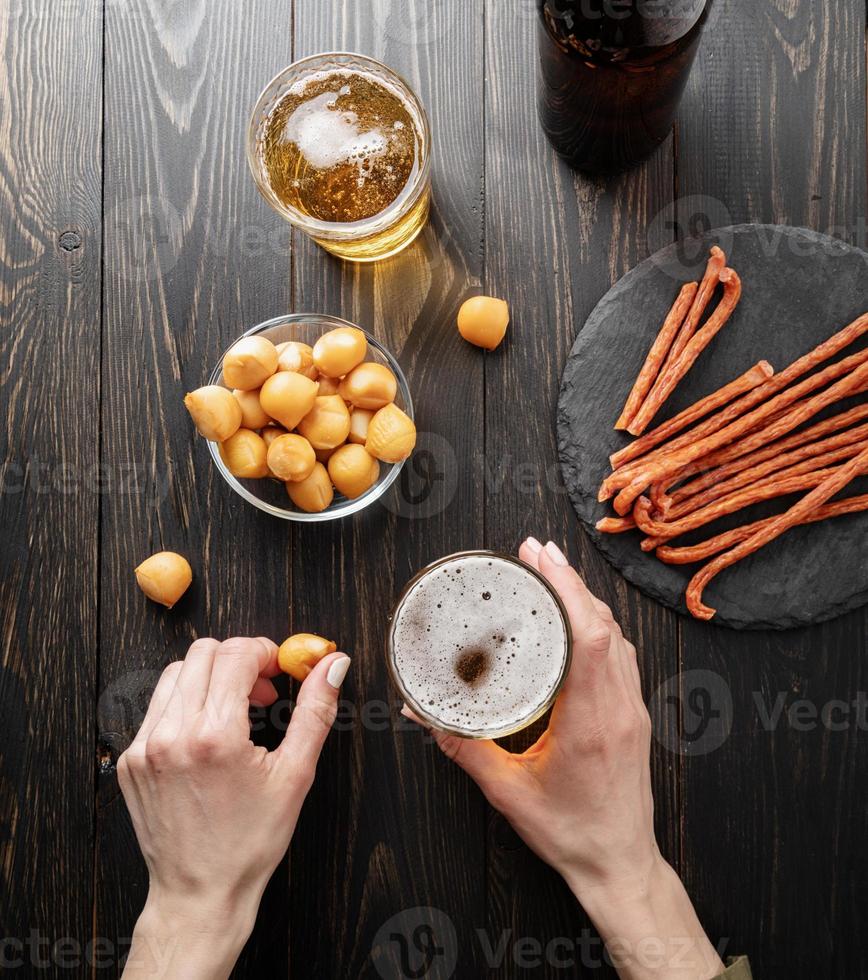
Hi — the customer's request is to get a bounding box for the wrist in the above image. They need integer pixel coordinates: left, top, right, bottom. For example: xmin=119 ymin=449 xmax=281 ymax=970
xmin=567 ymin=856 xmax=725 ymax=980
xmin=125 ymin=888 xmax=259 ymax=979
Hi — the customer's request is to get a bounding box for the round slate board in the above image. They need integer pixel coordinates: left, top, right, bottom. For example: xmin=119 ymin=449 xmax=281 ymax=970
xmin=558 ymin=225 xmax=868 ymax=630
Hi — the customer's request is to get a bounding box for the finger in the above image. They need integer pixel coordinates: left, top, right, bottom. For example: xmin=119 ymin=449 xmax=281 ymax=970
xmin=131 ymin=661 xmax=183 ymax=745
xmin=400 ymin=705 xmax=515 ymax=801
xmin=203 ymin=637 xmax=278 ymax=733
xmin=611 ymin=633 xmax=639 ymax=707
xmin=518 ymin=536 xmax=543 ymax=570
xmin=252 ymin=636 xmax=282 ymax=678
xmin=173 ymin=637 xmax=220 ymax=714
xmin=274 ymin=652 xmax=350 ymax=776
xmin=618 ymin=635 xmax=646 ymax=714
xmin=626 ymin=641 xmax=643 ymax=694
xmin=250 ymin=677 xmax=279 ymax=707
xmin=537 ymin=542 xmax=612 ymax=686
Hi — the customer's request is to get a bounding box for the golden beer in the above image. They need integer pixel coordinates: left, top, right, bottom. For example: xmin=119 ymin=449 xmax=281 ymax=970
xmin=248 ymin=54 xmax=431 ymax=262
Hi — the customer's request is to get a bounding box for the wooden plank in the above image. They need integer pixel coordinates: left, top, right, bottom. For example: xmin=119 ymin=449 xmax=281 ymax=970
xmin=0 ymin=0 xmax=102 ymax=962
xmin=483 ymin=3 xmax=681 ymax=975
xmin=95 ymin=1 xmax=298 ymax=973
xmin=676 ymin=2 xmax=868 ymax=976
xmin=288 ymin=3 xmax=487 ymax=975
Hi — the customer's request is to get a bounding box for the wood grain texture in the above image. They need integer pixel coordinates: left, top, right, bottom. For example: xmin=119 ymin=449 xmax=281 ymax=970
xmin=95 ymin=0 xmax=298 ymax=972
xmin=2 ymin=1 xmax=866 ymax=977
xmin=0 ymin=0 xmax=102 ymax=959
xmin=676 ymin=2 xmax=868 ymax=977
xmin=287 ymin=3 xmax=488 ymax=976
xmin=483 ymin=4 xmax=681 ymax=976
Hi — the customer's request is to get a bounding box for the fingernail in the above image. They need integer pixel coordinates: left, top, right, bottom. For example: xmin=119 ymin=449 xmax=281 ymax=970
xmin=326 ymin=655 xmax=351 ymax=689
xmin=525 ymin=536 xmax=543 ymax=553
xmin=545 ymin=541 xmax=569 ymax=566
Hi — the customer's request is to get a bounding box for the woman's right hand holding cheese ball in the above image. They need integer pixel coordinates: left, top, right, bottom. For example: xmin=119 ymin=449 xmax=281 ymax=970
xmin=119 ymin=634 xmax=349 ymax=979
xmin=183 ymin=325 xmax=417 ymax=513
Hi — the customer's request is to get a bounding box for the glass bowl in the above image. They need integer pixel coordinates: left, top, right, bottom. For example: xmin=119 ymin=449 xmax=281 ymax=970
xmin=206 ymin=313 xmax=413 ymax=522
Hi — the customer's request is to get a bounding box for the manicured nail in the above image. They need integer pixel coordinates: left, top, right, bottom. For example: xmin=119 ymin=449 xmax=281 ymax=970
xmin=525 ymin=536 xmax=543 ymax=553
xmin=545 ymin=541 xmax=569 ymax=566
xmin=326 ymin=655 xmax=351 ymax=689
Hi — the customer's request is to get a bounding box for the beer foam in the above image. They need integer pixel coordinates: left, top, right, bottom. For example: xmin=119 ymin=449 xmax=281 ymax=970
xmin=391 ymin=555 xmax=569 ymax=737
xmin=282 ymin=90 xmax=389 ymax=173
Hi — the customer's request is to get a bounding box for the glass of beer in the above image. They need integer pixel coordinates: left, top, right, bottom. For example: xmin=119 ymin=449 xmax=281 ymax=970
xmin=247 ymin=53 xmax=432 ymax=262
xmin=388 ymin=552 xmax=573 ymax=739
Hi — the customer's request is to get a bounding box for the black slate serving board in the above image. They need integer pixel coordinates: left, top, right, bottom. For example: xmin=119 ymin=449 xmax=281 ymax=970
xmin=558 ymin=225 xmax=868 ymax=629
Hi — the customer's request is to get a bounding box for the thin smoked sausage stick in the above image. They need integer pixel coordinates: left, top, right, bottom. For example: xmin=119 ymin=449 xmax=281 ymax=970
xmin=650 ymin=400 xmax=868 ymax=516
xmin=633 ymin=469 xmax=853 ymax=548
xmin=663 ymin=246 xmax=727 ymax=367
xmin=655 ymin=495 xmax=868 ymax=565
xmin=609 ymin=362 xmax=774 ymax=471
xmin=611 ymin=352 xmax=868 ymax=515
xmin=685 ymin=447 xmax=868 ymax=620
xmin=615 ymin=282 xmax=699 ymax=431
xmin=603 ymin=311 xmax=868 ymax=490
xmin=627 ymin=268 xmax=742 ymax=435
xmin=632 ymin=452 xmax=868 ymax=552
xmin=664 ymin=403 xmax=868 ymax=512
xmin=664 ymin=424 xmax=868 ymax=521
xmin=605 ymin=332 xmax=868 ymax=503
xmin=596 ymin=515 xmax=638 ymax=534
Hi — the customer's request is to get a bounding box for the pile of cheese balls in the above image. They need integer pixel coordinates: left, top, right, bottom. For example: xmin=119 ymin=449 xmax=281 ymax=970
xmin=184 ymin=326 xmax=416 ymax=513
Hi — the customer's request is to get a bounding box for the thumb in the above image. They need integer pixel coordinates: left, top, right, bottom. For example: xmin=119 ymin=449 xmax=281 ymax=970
xmin=275 ymin=652 xmax=350 ymax=779
xmin=401 ymin=705 xmax=514 ymax=796
xmin=535 ymin=543 xmax=612 ymax=693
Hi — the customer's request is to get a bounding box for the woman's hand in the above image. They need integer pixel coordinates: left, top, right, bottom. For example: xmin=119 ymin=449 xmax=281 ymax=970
xmin=118 ymin=636 xmax=350 ymax=980
xmin=406 ymin=539 xmax=724 ymax=980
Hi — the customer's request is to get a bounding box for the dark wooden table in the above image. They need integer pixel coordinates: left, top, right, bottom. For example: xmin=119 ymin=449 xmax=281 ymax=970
xmin=2 ymin=1 xmax=867 ymax=977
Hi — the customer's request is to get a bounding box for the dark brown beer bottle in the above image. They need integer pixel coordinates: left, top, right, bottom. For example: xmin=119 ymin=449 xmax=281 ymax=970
xmin=537 ymin=0 xmax=709 ymax=174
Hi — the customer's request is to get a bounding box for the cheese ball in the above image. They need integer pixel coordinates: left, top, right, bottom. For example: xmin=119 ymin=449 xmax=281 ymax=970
xmin=261 ymin=426 xmax=289 ymax=478
xmin=312 ymin=327 xmax=367 ymax=378
xmin=261 ymin=425 xmax=288 ymax=449
xmin=267 ymin=433 xmax=316 ymax=483
xmin=328 ymin=444 xmax=380 ymax=499
xmin=296 ymin=394 xmax=351 ymax=450
xmin=457 ymin=296 xmax=510 ymax=350
xmin=348 ymin=408 xmax=374 ymax=445
xmin=277 ymin=341 xmax=317 ymax=379
xmin=184 ymin=386 xmax=242 ymax=442
xmin=222 ymin=336 xmax=279 ymax=390
xmin=286 ymin=462 xmax=334 ymax=513
xmin=232 ymin=388 xmax=271 ymax=430
xmin=219 ymin=429 xmax=269 ymax=479
xmin=338 ymin=362 xmax=398 ymax=410
xmin=134 ymin=552 xmax=192 ymax=609
xmin=259 ymin=371 xmax=318 ymax=430
xmin=316 ymin=374 xmax=341 ymax=397
xmin=365 ymin=403 xmax=417 ymax=463
xmin=277 ymin=633 xmax=337 ymax=681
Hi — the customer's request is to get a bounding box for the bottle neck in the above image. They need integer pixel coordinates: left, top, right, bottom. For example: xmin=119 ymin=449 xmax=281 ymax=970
xmin=540 ymin=0 xmax=707 ymax=53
